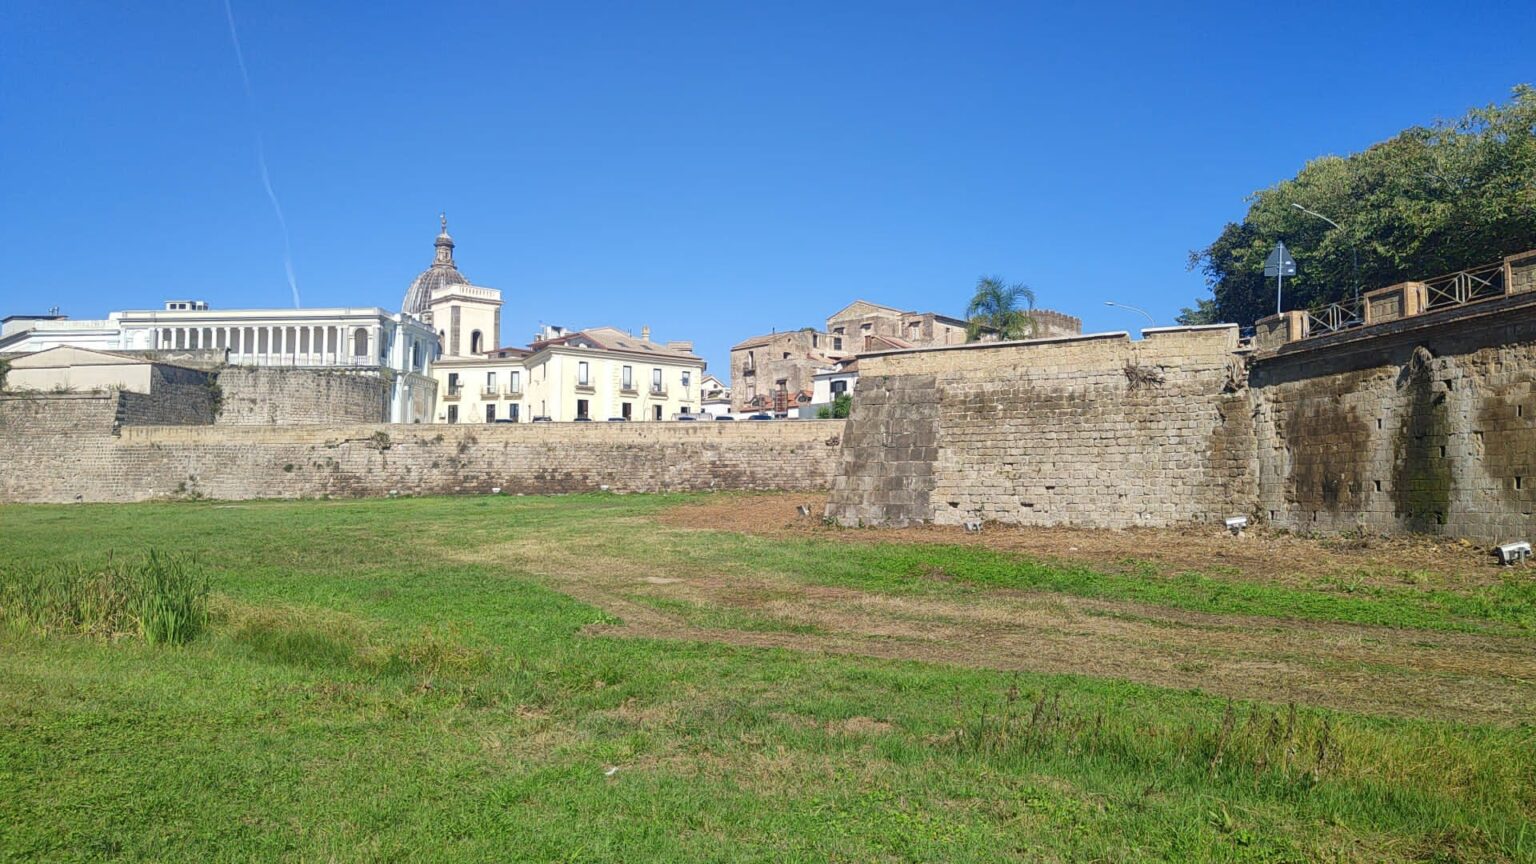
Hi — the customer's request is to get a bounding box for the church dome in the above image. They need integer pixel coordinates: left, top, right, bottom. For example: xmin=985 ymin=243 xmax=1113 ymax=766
xmin=401 ymin=214 xmax=469 ymax=319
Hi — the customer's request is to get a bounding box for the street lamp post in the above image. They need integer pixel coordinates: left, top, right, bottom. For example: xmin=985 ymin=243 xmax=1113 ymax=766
xmin=1104 ymin=301 xmax=1155 ymax=326
xmin=1291 ymin=203 xmax=1361 ymax=305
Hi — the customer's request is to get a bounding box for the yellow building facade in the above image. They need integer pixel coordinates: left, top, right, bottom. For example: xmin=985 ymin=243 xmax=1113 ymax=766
xmin=435 ymin=327 xmax=706 ymax=423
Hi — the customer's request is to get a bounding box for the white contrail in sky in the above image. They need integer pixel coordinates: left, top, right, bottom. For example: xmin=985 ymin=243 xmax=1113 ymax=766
xmin=223 ymin=0 xmax=301 ymax=308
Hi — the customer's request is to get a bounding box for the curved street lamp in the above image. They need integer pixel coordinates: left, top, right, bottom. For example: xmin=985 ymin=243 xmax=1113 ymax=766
xmin=1104 ymin=301 xmax=1155 ymax=326
xmin=1291 ymin=203 xmax=1362 ymax=304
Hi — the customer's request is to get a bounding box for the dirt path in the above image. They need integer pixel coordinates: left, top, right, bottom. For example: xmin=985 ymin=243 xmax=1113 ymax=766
xmin=466 ymin=524 xmax=1536 ymax=726
xmin=658 ymin=493 xmax=1510 ymax=590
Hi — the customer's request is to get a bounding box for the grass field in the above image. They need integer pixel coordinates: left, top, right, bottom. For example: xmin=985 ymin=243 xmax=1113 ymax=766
xmin=1 ymin=493 xmax=1533 ymax=862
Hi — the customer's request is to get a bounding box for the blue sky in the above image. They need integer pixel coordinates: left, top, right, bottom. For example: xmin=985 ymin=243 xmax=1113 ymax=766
xmin=2 ymin=1 xmax=1531 ymax=377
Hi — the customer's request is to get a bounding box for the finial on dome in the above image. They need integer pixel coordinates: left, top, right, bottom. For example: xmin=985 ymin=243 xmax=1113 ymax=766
xmin=433 ymin=213 xmax=456 ymax=267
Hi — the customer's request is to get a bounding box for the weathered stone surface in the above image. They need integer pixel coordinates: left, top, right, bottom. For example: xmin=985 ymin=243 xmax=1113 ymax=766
xmin=215 ymin=367 xmax=392 ymax=425
xmin=828 ymin=328 xmax=1253 ymax=529
xmin=0 ymin=398 xmax=843 ymax=503
xmin=828 ymin=299 xmax=1536 ymax=544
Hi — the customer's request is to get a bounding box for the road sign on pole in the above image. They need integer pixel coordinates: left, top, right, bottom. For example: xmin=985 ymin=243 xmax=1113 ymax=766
xmin=1264 ymin=242 xmax=1296 ymax=315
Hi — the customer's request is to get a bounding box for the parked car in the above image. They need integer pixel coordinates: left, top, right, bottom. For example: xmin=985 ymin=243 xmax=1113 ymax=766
xmin=714 ymin=415 xmax=735 ymax=421
xmin=675 ymin=415 xmax=697 ymax=421
xmin=748 ymin=413 xmax=773 ymax=420
xmin=493 ymin=418 xmax=517 ymax=424
xmin=607 ymin=417 xmax=628 ymax=422
xmin=573 ymin=416 xmax=593 ymax=422
xmin=531 ymin=416 xmax=553 ymax=422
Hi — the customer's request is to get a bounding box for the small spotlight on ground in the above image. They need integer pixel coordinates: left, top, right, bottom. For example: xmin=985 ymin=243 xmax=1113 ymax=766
xmin=1493 ymin=541 xmax=1532 ymax=566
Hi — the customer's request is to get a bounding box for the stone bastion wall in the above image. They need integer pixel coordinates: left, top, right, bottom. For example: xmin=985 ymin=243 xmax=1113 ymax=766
xmin=0 ymin=397 xmax=844 ymax=503
xmin=827 ymin=291 xmax=1536 ymax=543
xmin=825 ymin=326 xmax=1255 ymax=529
xmin=1252 ymin=290 xmax=1536 ymax=543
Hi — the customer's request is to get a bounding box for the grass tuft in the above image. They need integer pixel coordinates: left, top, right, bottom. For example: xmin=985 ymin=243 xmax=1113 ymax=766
xmin=0 ymin=550 xmax=209 ymax=645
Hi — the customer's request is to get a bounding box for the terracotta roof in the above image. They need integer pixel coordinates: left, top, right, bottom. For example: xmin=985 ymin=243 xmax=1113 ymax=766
xmin=863 ymin=334 xmax=915 ymax=351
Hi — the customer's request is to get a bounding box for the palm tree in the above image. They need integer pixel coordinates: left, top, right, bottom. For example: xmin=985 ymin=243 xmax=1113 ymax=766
xmin=965 ymin=276 xmax=1036 ymax=341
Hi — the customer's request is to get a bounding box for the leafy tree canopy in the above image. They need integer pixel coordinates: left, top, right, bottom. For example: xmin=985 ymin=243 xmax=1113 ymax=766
xmin=1181 ymin=85 xmax=1536 ymax=327
xmin=966 ymin=276 xmax=1037 ymax=341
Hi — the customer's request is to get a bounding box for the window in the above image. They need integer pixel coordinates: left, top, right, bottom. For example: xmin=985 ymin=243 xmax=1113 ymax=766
xmin=833 ymin=326 xmax=844 ymax=335
xmin=860 ymin=323 xmax=872 ymax=332
xmin=510 ymin=371 xmax=521 ymax=393
xmin=681 ymin=371 xmax=691 ymax=389
xmin=746 ymin=351 xmax=754 ymax=370
xmin=831 ymin=380 xmax=847 ymax=395
xmin=622 ymin=402 xmax=632 ymax=420
xmin=508 ymin=404 xmax=519 ymax=422
xmin=447 ymin=405 xmax=459 ymax=423
xmin=485 ymin=405 xmax=496 ymax=423
xmin=576 ymin=399 xmax=590 ymax=420
xmin=622 ymin=365 xmax=633 ymax=389
xmin=447 ymin=373 xmax=460 ymax=395
xmin=486 ymin=372 xmax=496 ymax=390
xmin=680 ymin=405 xmax=690 ymax=414
xmin=654 ymin=405 xmax=663 ymax=421
xmin=471 ymin=330 xmax=483 ymax=354
xmin=812 ymin=334 xmax=819 ymax=347
xmin=651 ymin=368 xmax=662 ymax=393
xmin=578 ymin=361 xmax=590 ymax=386
xmin=833 ymin=337 xmax=842 ymax=351
xmin=782 ymin=352 xmax=790 ymax=359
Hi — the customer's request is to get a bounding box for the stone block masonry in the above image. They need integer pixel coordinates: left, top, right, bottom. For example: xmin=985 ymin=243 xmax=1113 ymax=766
xmin=0 ymin=399 xmax=844 ymax=502
xmin=1252 ymin=290 xmax=1536 ymax=542
xmin=829 ymin=287 xmax=1536 ymax=544
xmin=828 ymin=327 xmax=1253 ymax=528
xmin=214 ymin=367 xmax=391 ymax=425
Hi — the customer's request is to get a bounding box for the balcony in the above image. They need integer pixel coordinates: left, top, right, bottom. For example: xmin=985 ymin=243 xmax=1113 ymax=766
xmin=443 ymin=385 xmax=462 ymax=401
xmin=650 ymin=386 xmax=667 ymax=398
xmin=480 ymin=387 xmax=500 ymax=399
xmin=620 ymin=386 xmax=638 ymax=396
xmin=506 ymin=387 xmax=523 ymax=399
xmin=575 ymin=382 xmax=596 ymax=395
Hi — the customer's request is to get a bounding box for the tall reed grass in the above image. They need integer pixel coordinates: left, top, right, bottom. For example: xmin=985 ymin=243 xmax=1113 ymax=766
xmin=0 ymin=551 xmax=209 ymax=644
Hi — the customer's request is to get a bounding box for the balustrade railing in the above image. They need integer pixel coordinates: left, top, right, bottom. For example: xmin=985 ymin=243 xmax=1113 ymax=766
xmin=1423 ymin=262 xmax=1506 ymax=309
xmin=1305 ymin=301 xmax=1364 ymax=336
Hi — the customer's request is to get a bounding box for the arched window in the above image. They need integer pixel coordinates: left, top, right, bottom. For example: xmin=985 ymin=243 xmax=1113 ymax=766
xmin=353 ymin=327 xmax=369 ymax=357
xmin=470 ymin=330 xmax=483 ymax=354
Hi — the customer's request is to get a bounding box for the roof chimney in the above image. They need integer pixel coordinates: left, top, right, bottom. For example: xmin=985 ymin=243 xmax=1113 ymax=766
xmin=641 ymin=325 xmax=651 ymax=342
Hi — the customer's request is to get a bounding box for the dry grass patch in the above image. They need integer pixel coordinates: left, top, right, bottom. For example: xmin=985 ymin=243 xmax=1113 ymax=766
xmin=658 ymin=493 xmax=1511 ymax=591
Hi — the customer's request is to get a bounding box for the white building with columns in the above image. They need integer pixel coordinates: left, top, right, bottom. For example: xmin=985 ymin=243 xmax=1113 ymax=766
xmin=1 ymin=303 xmax=438 ymax=423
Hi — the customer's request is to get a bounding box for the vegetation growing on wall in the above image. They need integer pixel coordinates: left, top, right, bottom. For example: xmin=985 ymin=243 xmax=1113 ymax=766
xmin=1182 ymin=85 xmax=1536 ymax=327
xmin=816 ymin=393 xmax=852 ymax=419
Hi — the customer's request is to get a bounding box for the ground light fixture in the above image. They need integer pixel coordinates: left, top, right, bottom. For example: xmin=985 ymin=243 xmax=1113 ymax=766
xmin=1225 ymin=516 xmax=1249 ymax=535
xmin=1493 ymin=541 xmax=1532 ymax=565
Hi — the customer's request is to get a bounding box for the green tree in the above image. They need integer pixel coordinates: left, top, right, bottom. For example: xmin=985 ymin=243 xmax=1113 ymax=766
xmin=1188 ymin=85 xmax=1536 ymax=327
xmin=966 ymin=276 xmax=1037 ymax=341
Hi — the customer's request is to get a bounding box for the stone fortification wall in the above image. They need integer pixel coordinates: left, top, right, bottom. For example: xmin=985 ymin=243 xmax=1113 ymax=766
xmin=1252 ymin=291 xmax=1536 ymax=542
xmin=214 ymin=367 xmax=391 ymax=426
xmin=118 ymin=365 xmax=218 ymax=426
xmin=828 ymin=289 xmax=1536 ymax=543
xmin=827 ymin=327 xmax=1254 ymax=528
xmin=0 ymin=404 xmax=844 ymax=503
